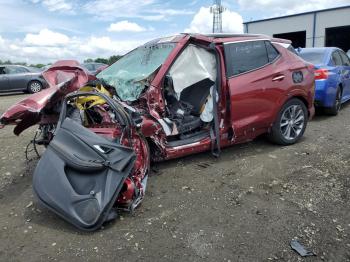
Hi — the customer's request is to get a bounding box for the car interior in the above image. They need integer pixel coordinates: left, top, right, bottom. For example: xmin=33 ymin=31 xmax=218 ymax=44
xmin=61 ymin=44 xmax=219 ymax=148
xmin=161 ymin=44 xmax=218 ymax=147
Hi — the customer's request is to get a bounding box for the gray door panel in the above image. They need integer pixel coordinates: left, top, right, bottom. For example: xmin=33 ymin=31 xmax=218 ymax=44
xmin=7 ymin=74 xmax=29 ymax=91
xmin=0 ymin=75 xmax=10 ymax=91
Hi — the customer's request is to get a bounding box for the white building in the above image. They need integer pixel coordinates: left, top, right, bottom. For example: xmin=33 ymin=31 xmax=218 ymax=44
xmin=243 ymin=5 xmax=350 ymax=52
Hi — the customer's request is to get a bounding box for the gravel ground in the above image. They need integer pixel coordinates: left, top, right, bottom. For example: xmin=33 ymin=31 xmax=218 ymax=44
xmin=0 ymin=93 xmax=349 ymax=262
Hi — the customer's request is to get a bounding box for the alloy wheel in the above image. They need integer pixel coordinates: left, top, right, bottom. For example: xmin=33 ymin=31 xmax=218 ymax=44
xmin=30 ymin=82 xmax=42 ymax=93
xmin=280 ymin=104 xmax=305 ymax=140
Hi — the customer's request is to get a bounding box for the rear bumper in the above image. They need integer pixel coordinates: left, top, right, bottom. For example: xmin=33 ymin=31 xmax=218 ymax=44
xmin=314 ymin=80 xmax=336 ymax=108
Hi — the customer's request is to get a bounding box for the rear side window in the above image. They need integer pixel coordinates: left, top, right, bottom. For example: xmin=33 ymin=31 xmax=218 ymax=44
xmin=224 ymin=40 xmax=276 ymax=77
xmin=287 ymin=45 xmax=298 ymax=55
xmin=265 ymin=42 xmax=279 ymax=62
xmin=332 ymin=51 xmax=343 ymax=66
xmin=7 ymin=66 xmax=28 ymax=74
xmin=339 ymin=51 xmax=350 ymax=66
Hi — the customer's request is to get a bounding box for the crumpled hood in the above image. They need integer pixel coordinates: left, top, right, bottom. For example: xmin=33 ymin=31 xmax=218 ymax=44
xmin=0 ymin=60 xmax=95 ymax=135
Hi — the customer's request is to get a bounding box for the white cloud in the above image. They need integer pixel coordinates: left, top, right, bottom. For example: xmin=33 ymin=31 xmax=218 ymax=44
xmin=31 ymin=0 xmax=74 ymax=12
xmin=108 ymin=21 xmax=146 ymax=32
xmin=24 ymin=29 xmax=70 ymax=46
xmin=83 ymin=0 xmax=194 ymax=21
xmin=0 ymin=33 xmax=143 ymax=64
xmin=78 ymin=36 xmax=141 ymax=56
xmin=185 ymin=7 xmax=243 ymax=34
xmin=83 ymin=0 xmax=155 ymax=19
xmin=237 ymin=0 xmax=350 ymax=15
xmin=150 ymin=9 xmax=194 ymax=16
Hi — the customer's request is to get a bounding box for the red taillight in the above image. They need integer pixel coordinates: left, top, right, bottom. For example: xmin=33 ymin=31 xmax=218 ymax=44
xmin=314 ymin=69 xmax=328 ymax=80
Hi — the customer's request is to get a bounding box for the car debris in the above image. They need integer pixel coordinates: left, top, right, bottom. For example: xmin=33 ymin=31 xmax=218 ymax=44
xmin=290 ymin=240 xmax=315 ymax=257
xmin=0 ymin=33 xmax=315 ymax=230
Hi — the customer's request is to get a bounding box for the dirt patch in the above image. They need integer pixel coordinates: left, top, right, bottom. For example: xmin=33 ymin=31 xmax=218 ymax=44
xmin=0 ymin=94 xmax=350 ymax=261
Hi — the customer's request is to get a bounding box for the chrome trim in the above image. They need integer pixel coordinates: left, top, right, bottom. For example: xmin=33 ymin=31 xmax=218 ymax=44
xmin=171 ymin=141 xmax=202 ymax=150
xmin=272 ymin=75 xmax=285 ymax=81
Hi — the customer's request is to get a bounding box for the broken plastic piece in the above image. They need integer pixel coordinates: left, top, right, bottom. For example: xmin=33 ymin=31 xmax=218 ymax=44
xmin=290 ymin=240 xmax=315 ymax=257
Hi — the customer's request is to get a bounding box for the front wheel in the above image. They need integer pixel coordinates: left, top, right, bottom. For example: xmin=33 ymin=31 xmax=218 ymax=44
xmin=268 ymin=98 xmax=308 ymax=145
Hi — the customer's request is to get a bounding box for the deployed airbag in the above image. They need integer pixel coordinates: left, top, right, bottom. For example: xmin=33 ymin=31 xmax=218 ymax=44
xmin=169 ymin=44 xmax=216 ymax=97
xmin=33 ymin=118 xmax=135 ymax=231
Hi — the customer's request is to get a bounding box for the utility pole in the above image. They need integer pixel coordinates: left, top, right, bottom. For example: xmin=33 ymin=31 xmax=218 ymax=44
xmin=210 ymin=0 xmax=226 ymax=33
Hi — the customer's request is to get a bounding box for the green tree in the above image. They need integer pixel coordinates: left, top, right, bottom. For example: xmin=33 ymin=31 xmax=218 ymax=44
xmin=108 ymin=55 xmax=122 ymax=65
xmin=94 ymin=58 xmax=109 ymax=64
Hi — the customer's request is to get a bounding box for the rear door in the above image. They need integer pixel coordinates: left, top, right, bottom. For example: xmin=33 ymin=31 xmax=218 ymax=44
xmin=0 ymin=66 xmax=10 ymax=91
xmin=7 ymin=66 xmax=30 ymax=91
xmin=338 ymin=50 xmax=350 ymax=99
xmin=224 ymin=40 xmax=289 ymax=137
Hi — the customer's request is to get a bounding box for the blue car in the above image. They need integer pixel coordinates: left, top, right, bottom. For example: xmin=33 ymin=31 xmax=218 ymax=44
xmin=299 ymin=47 xmax=350 ymax=115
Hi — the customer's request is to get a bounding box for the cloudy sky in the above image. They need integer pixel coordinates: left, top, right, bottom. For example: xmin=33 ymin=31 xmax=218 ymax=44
xmin=0 ymin=0 xmax=348 ymax=64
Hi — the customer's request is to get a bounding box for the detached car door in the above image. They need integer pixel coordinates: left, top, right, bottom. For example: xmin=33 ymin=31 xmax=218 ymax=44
xmin=0 ymin=67 xmax=10 ymax=91
xmin=33 ymin=93 xmax=137 ymax=231
xmin=224 ymin=40 xmax=289 ymax=137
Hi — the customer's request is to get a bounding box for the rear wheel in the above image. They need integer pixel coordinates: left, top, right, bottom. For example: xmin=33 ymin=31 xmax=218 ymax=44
xmin=325 ymin=87 xmax=341 ymax=116
xmin=268 ymin=98 xmax=308 ymax=145
xmin=28 ymin=81 xmax=42 ymax=93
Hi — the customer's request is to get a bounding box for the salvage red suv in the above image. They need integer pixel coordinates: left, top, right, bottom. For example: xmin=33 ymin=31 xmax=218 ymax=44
xmin=0 ymin=34 xmax=315 ymax=230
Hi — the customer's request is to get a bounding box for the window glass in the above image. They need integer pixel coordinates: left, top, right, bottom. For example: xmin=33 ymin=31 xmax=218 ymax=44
xmin=7 ymin=66 xmax=28 ymax=74
xmin=265 ymin=41 xmax=279 ymax=62
xmin=97 ymin=43 xmax=175 ymax=101
xmin=224 ymin=40 xmax=269 ymax=77
xmin=299 ymin=50 xmax=325 ymax=64
xmin=82 ymin=64 xmax=94 ymax=71
xmin=339 ymin=51 xmax=350 ymax=66
xmin=287 ymin=45 xmax=298 ymax=55
xmin=28 ymin=67 xmax=41 ymax=73
xmin=332 ymin=51 xmax=343 ymax=66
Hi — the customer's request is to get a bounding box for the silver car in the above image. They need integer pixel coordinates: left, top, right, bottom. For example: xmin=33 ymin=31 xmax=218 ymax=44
xmin=0 ymin=65 xmax=48 ymax=93
xmin=81 ymin=62 xmax=108 ymax=75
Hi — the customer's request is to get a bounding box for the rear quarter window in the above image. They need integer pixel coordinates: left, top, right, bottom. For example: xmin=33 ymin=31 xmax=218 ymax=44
xmin=331 ymin=51 xmax=343 ymax=66
xmin=265 ymin=41 xmax=279 ymax=62
xmin=339 ymin=50 xmax=350 ymax=66
xmin=224 ymin=40 xmax=274 ymax=77
xmin=7 ymin=66 xmax=28 ymax=74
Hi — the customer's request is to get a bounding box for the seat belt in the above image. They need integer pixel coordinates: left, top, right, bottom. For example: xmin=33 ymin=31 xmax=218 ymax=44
xmin=208 ymin=43 xmax=221 ymax=158
xmin=211 ymin=84 xmax=221 ymax=157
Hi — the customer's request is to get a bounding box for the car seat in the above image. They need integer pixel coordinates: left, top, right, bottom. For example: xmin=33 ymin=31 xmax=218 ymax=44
xmin=164 ymin=76 xmax=214 ymax=135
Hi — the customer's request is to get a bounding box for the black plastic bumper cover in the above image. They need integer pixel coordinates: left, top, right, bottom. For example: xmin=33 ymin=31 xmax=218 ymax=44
xmin=33 ymin=118 xmax=136 ymax=231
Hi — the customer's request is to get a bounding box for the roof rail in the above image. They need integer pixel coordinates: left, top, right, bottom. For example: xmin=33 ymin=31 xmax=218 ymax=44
xmin=201 ymin=33 xmax=268 ymax=38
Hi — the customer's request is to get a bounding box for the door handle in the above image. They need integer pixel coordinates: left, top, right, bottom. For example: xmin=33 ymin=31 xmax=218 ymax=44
xmin=272 ymin=75 xmax=285 ymax=81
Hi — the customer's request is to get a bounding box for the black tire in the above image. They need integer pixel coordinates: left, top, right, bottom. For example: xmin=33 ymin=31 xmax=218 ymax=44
xmin=27 ymin=80 xmax=43 ymax=93
xmin=268 ymin=98 xmax=308 ymax=145
xmin=324 ymin=87 xmax=341 ymax=116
